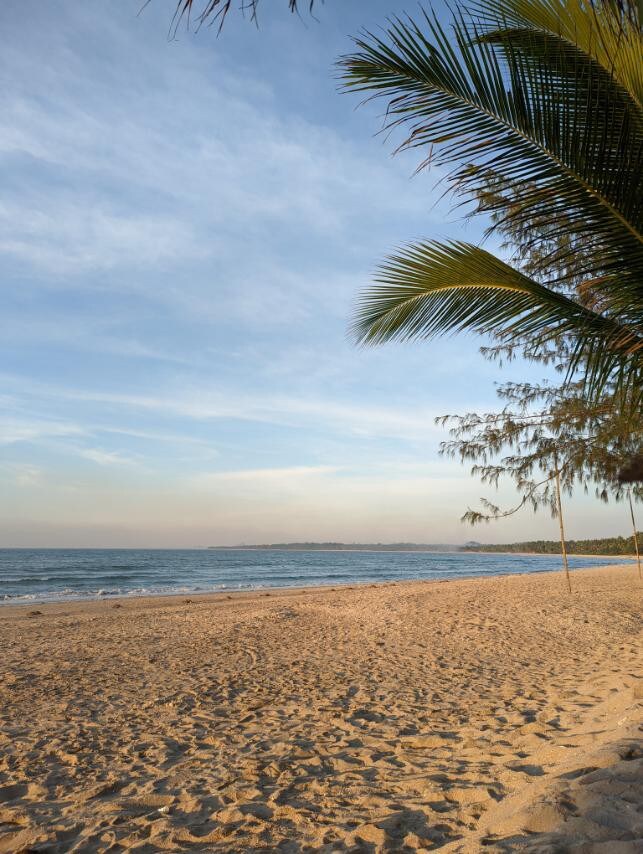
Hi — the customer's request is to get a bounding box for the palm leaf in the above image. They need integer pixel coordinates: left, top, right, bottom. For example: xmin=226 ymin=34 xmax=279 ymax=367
xmin=353 ymin=241 xmax=640 ymax=349
xmin=472 ymin=16 xmax=643 ymax=309
xmin=340 ymin=2 xmax=643 ymax=405
xmin=352 ymin=241 xmax=643 ymax=402
xmin=468 ymin=0 xmax=643 ymax=105
xmin=339 ymin=10 xmax=643 ymax=283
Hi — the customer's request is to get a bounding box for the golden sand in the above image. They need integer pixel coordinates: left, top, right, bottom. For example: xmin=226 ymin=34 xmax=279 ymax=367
xmin=0 ymin=565 xmax=640 ymax=852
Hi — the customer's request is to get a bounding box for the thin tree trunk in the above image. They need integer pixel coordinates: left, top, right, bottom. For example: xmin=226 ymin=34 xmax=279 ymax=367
xmin=554 ymin=451 xmax=571 ymax=594
xmin=627 ymin=490 xmax=641 ymax=581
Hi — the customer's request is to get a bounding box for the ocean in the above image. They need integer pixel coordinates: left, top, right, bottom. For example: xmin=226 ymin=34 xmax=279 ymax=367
xmin=0 ymin=548 xmax=627 ymax=605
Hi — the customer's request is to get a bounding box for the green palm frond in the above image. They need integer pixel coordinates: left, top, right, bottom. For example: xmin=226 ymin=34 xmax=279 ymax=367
xmin=352 ymin=241 xmax=643 ymax=402
xmin=353 ymin=240 xmax=640 ymax=348
xmin=472 ymin=10 xmax=643 ymax=305
xmin=340 ymin=1 xmax=643 ymax=406
xmin=340 ymin=9 xmax=643 ymax=282
xmin=468 ymin=0 xmax=643 ymax=104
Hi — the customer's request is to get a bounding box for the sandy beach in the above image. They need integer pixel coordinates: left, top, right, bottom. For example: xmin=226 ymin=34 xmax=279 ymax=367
xmin=0 ymin=565 xmax=640 ymax=852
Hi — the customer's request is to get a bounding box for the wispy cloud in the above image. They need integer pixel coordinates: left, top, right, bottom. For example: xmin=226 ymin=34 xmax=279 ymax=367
xmin=11 ymin=463 xmax=44 ymax=487
xmin=191 ymin=465 xmax=339 ymax=489
xmin=78 ymin=448 xmax=137 ymax=466
xmin=5 ymin=378 xmax=443 ymax=443
xmin=0 ymin=200 xmax=206 ymax=275
xmin=0 ymin=0 xmax=446 ymax=291
xmin=0 ymin=416 xmax=85 ymax=445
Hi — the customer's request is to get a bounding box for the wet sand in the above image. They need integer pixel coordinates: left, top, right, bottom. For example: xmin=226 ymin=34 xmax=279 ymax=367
xmin=0 ymin=565 xmax=640 ymax=852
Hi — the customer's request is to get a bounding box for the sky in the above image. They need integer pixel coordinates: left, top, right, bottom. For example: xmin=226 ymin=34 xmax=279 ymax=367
xmin=0 ymin=0 xmax=634 ymax=547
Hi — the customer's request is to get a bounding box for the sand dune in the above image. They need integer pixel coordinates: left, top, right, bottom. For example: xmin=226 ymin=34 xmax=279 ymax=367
xmin=0 ymin=565 xmax=640 ymax=852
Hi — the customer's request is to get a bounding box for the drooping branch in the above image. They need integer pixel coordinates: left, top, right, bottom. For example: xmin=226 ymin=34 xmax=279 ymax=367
xmin=439 ymin=379 xmax=643 ymax=527
xmin=164 ymin=0 xmax=320 ymax=34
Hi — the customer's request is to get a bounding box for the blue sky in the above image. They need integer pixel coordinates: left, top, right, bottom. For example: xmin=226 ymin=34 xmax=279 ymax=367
xmin=0 ymin=0 xmax=633 ymax=547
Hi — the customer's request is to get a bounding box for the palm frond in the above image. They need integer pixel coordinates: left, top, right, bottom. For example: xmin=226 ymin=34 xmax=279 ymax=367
xmin=473 ymin=16 xmax=643 ymax=312
xmin=339 ymin=9 xmax=643 ymax=288
xmin=468 ymin=0 xmax=642 ymax=105
xmin=351 ymin=240 xmax=643 ymax=400
xmin=340 ymin=2 xmax=643 ymax=407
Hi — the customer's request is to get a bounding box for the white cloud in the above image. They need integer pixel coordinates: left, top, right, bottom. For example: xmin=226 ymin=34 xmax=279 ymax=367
xmin=23 ymin=382 xmax=443 ymax=442
xmin=78 ymin=448 xmax=136 ymax=466
xmin=0 ymin=314 xmax=199 ymax=365
xmin=191 ymin=464 xmax=339 ymax=488
xmin=0 ymin=201 xmax=205 ymax=275
xmin=0 ymin=416 xmax=85 ymax=445
xmin=13 ymin=464 xmax=44 ymax=487
xmin=97 ymin=426 xmax=218 ymax=450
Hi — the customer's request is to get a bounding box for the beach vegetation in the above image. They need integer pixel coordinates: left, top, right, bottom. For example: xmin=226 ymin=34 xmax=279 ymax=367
xmin=462 ymin=532 xmax=642 ymax=556
xmin=437 ymin=380 xmax=643 ymax=580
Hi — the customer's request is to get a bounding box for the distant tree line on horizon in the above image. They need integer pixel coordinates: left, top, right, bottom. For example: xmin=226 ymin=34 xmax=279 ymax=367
xmin=208 ymin=542 xmax=458 ymax=552
xmin=463 ymin=533 xmax=642 ymax=556
xmin=209 ymin=536 xmax=640 ymax=554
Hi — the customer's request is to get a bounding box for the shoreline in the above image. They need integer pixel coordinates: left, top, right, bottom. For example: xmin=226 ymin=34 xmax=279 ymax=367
xmin=0 ymin=556 xmax=633 ymax=610
xmin=0 ymin=564 xmax=639 ymax=852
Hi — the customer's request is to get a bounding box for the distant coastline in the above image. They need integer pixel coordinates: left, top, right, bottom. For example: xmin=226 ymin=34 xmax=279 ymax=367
xmin=207 ymin=533 xmax=640 ymax=557
xmin=206 ymin=542 xmax=460 ymax=552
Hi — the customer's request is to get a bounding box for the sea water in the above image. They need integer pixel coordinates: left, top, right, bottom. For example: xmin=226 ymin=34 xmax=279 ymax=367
xmin=0 ymin=548 xmax=626 ymax=605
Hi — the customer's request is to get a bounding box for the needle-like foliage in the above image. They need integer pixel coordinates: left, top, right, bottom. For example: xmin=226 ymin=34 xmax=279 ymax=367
xmin=340 ymin=0 xmax=643 ymax=408
xmin=438 ymin=380 xmax=643 ymax=525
